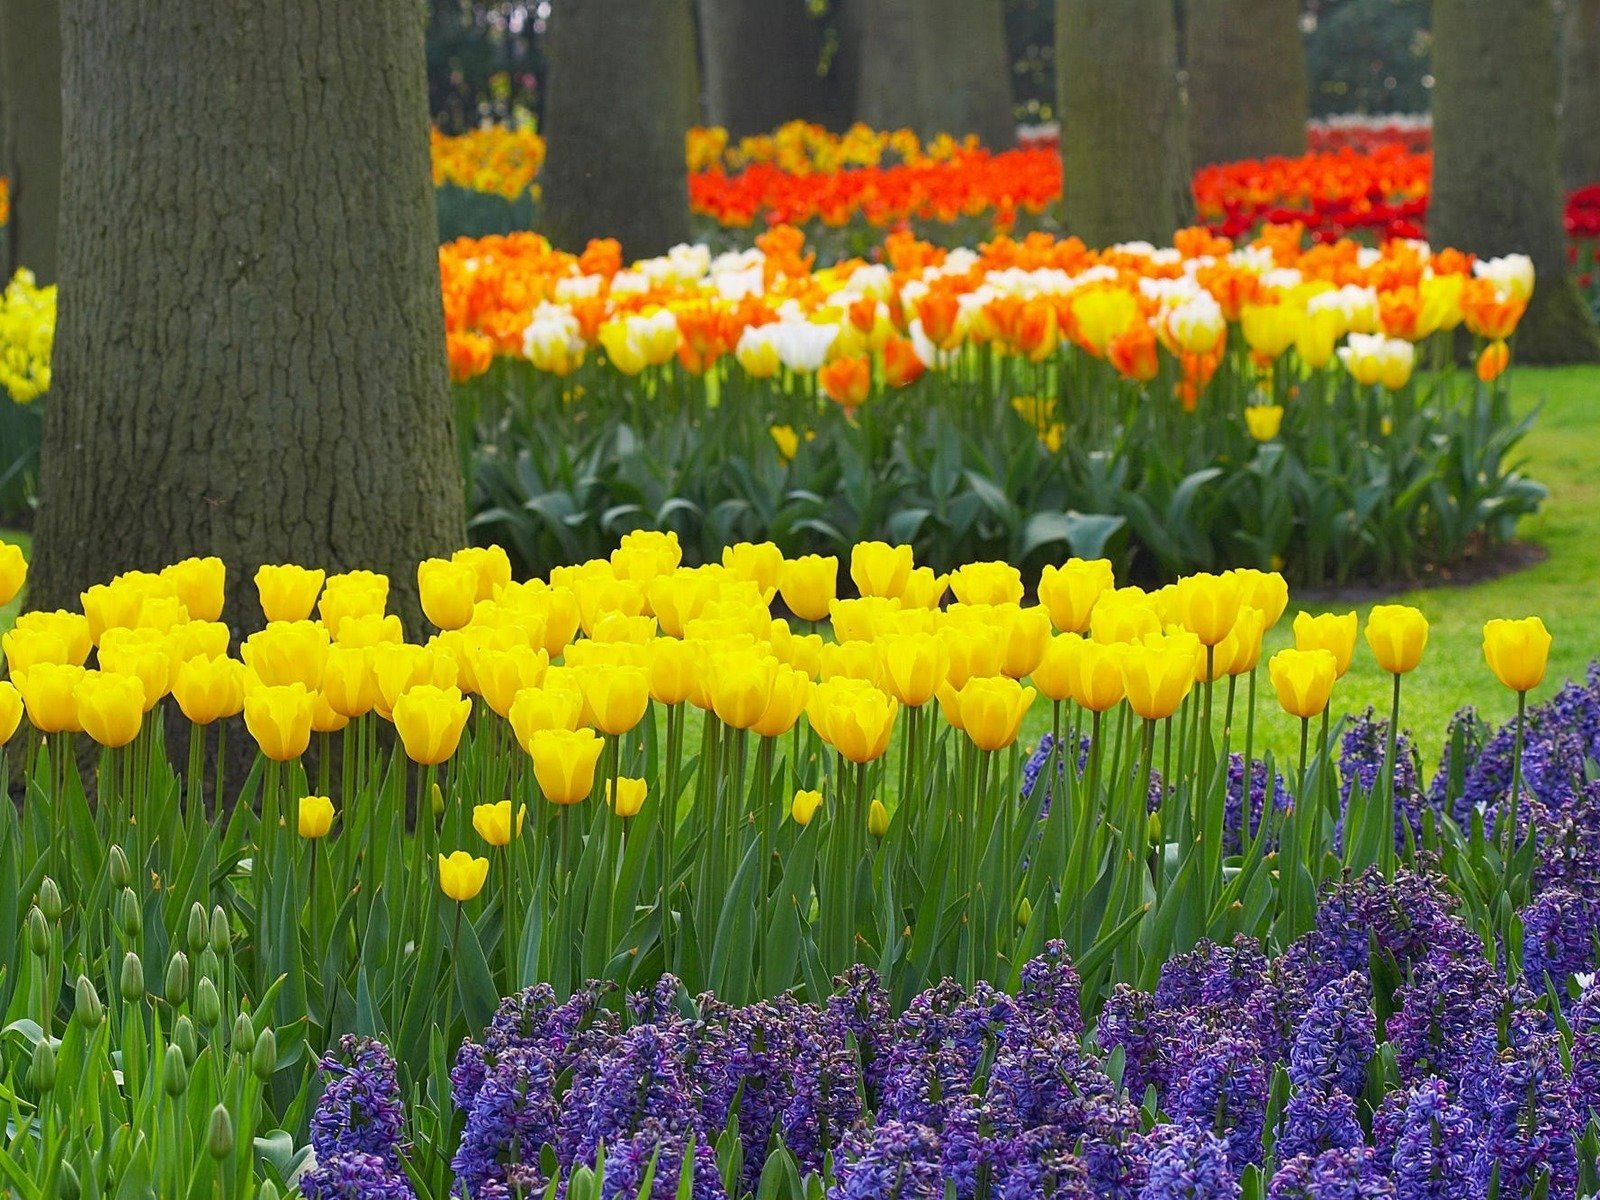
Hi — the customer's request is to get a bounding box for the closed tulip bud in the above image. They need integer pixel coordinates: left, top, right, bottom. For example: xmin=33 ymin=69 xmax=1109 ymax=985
xmin=392 ymin=684 xmax=472 ymax=765
xmin=790 ymin=789 xmax=823 ymax=826
xmin=163 ymin=1043 xmax=190 ymax=1096
xmin=207 ymin=1104 xmax=235 ymax=1161
xmin=38 ymin=876 xmax=63 ymax=921
xmin=578 ymin=664 xmax=651 ymax=736
xmin=0 ymin=681 xmax=22 ymax=745
xmin=849 ymin=541 xmax=914 ymax=600
xmin=778 ymin=554 xmax=837 ymax=623
xmin=0 ymin=541 xmax=25 ymax=606
xmin=606 ymin=777 xmax=647 ymax=818
xmin=867 ymin=797 xmax=890 ymax=839
xmin=472 ymin=799 xmax=525 ymax=846
xmin=108 ymin=844 xmax=133 ymax=889
xmin=1119 ymin=640 xmax=1196 ymax=720
xmin=243 ymin=681 xmax=316 ymax=761
xmin=187 ymin=901 xmax=208 ymax=954
xmin=161 ymin=556 xmax=226 ymax=623
xmin=255 ymin=564 xmax=325 ymax=623
xmin=431 ymin=780 xmax=445 ymax=817
xmin=1000 ymin=606 xmax=1052 ymax=679
xmin=1483 ymin=616 xmax=1551 ymax=694
xmin=74 ymin=975 xmax=104 ymax=1029
xmin=439 ymin=850 xmax=490 ymax=901
xmin=231 ymin=1012 xmax=255 ymax=1053
xmin=117 ymin=887 xmax=143 ymax=938
xmin=529 ymin=727 xmax=605 ymax=805
xmin=1176 ymin=572 xmax=1246 ymax=647
xmin=1269 ymin=649 xmax=1338 ymax=719
xmin=74 ymin=670 xmax=144 ymax=748
xmin=252 ymin=1026 xmax=277 ymax=1082
xmin=120 ymin=951 xmax=145 ymax=1002
xmin=258 ymin=1182 xmax=281 ymax=1200
xmin=1293 ymin=611 xmax=1358 ymax=678
xmin=13 ymin=662 xmax=86 ymax=733
xmin=210 ymin=905 xmax=230 ymax=955
xmin=1244 ymin=404 xmax=1284 ymax=442
xmin=1365 ymin=604 xmax=1429 ymax=675
xmin=1037 ymin=558 xmax=1114 ymax=633
xmin=27 ymin=906 xmax=48 ymax=956
xmin=29 ymin=1037 xmax=55 ymax=1093
xmin=59 ymin=1162 xmax=80 ymax=1200
xmin=298 ymin=794 xmax=335 ymax=839
xmin=165 ymin=951 xmax=190 ymax=1006
xmin=1017 ymin=897 xmax=1033 ymax=928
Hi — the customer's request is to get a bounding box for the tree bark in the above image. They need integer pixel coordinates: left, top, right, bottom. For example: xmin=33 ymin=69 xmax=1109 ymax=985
xmin=28 ymin=0 xmax=467 ymax=629
xmin=1185 ymin=0 xmax=1307 ymax=167
xmin=541 ymin=0 xmax=694 ymax=258
xmin=1561 ymin=0 xmax=1600 ymax=190
xmin=915 ymin=0 xmax=1015 ymax=147
xmin=1432 ymin=0 xmax=1600 ymax=363
xmin=855 ymin=0 xmax=922 ymax=131
xmin=1057 ymin=0 xmax=1191 ymax=246
xmin=0 ymin=0 xmax=61 ymax=282
xmin=699 ymin=0 xmax=852 ymax=136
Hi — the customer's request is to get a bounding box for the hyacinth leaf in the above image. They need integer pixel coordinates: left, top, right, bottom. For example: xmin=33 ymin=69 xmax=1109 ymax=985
xmin=755 ymin=1145 xmax=804 ymax=1200
xmin=763 ymin=819 xmax=821 ymax=988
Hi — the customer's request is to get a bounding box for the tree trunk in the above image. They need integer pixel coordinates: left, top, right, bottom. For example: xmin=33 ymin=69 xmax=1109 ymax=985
xmin=0 ymin=0 xmax=61 ymax=282
xmin=699 ymin=0 xmax=849 ymax=136
xmin=1432 ymin=0 xmax=1600 ymax=363
xmin=28 ymin=0 xmax=467 ymax=629
xmin=855 ymin=0 xmax=922 ymax=131
xmin=1185 ymin=0 xmax=1306 ymax=167
xmin=541 ymin=0 xmax=694 ymax=258
xmin=915 ymin=0 xmax=1015 ymax=147
xmin=1561 ymin=0 xmax=1600 ymax=190
xmin=1057 ymin=0 xmax=1191 ymax=246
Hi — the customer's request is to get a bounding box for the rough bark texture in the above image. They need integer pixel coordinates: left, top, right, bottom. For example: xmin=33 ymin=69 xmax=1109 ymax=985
xmin=855 ymin=0 xmax=922 ymax=131
xmin=1561 ymin=0 xmax=1600 ymax=190
xmin=541 ymin=0 xmax=694 ymax=258
xmin=1057 ymin=0 xmax=1191 ymax=246
xmin=1185 ymin=0 xmax=1307 ymax=167
xmin=28 ymin=0 xmax=467 ymax=631
xmin=0 ymin=0 xmax=61 ymax=282
xmin=699 ymin=0 xmax=852 ymax=136
xmin=915 ymin=0 xmax=1015 ymax=147
xmin=1432 ymin=0 xmax=1600 ymax=363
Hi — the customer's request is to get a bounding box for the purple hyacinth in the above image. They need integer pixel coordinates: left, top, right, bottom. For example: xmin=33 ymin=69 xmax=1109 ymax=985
xmin=994 ymin=1124 xmax=1093 ymax=1200
xmin=1313 ymin=868 xmax=1472 ymax=976
xmin=450 ymin=1046 xmax=559 ymax=1199
xmin=1467 ymin=1027 xmax=1579 ymax=1200
xmin=1273 ymin=1087 xmax=1364 ymax=1164
xmin=1288 ymin=973 xmax=1375 ymax=1098
xmin=599 ymin=1121 xmax=728 ymax=1200
xmin=560 ymin=1024 xmax=707 ymax=1173
xmin=1519 ymin=886 xmax=1598 ymax=995
xmin=1137 ymin=1123 xmax=1239 ymax=1200
xmin=825 ymin=964 xmax=891 ymax=1100
xmin=1166 ymin=1027 xmax=1268 ymax=1170
xmin=828 ymin=1120 xmax=946 ymax=1199
xmin=1571 ymin=979 xmax=1600 ymax=1121
xmin=299 ymin=1151 xmax=416 ymax=1200
xmin=307 ymin=1036 xmax=408 ymax=1169
xmin=1015 ymin=938 xmax=1083 ymax=1040
xmin=1373 ymin=1080 xmax=1477 ymax=1200
xmin=1223 ymin=753 xmax=1292 ymax=854
xmin=1335 ymin=708 xmax=1428 ymax=853
xmin=1385 ymin=950 xmax=1505 ymax=1086
xmin=1096 ymin=984 xmax=1166 ymax=1101
xmin=780 ymin=1011 xmax=866 ymax=1174
xmin=694 ymin=995 xmax=803 ymax=1195
xmin=1268 ymin=1148 xmax=1395 ymax=1200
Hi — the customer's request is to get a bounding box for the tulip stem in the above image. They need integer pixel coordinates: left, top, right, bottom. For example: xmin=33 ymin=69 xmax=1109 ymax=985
xmin=1505 ymin=689 xmax=1527 ymax=856
xmin=1379 ymin=672 xmax=1402 ymax=878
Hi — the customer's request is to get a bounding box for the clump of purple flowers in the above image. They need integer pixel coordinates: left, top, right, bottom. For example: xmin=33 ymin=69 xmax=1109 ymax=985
xmin=1335 ymin=708 xmax=1432 ymax=853
xmin=301 ymin=1036 xmax=413 ymax=1200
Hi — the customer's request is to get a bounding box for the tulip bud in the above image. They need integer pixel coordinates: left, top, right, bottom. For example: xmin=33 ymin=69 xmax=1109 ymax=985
xmin=209 ymin=906 xmax=229 ymax=955
xmin=29 ymin=1037 xmax=55 ymax=1093
xmin=116 ymin=887 xmax=143 ymax=938
xmin=431 ymin=780 xmax=446 ymax=817
xmin=1017 ymin=897 xmax=1033 ymax=929
xmin=187 ymin=902 xmax=208 ymax=955
xmin=252 ymin=1027 xmax=277 ymax=1082
xmin=58 ymin=1161 xmax=80 ymax=1200
xmin=165 ymin=951 xmax=191 ymax=1006
xmin=198 ymin=947 xmax=221 ymax=982
xmin=74 ymin=975 xmax=104 ymax=1030
xmin=173 ymin=1015 xmax=199 ymax=1065
xmin=27 ymin=906 xmax=49 ymax=957
xmin=195 ymin=976 xmax=222 ymax=1028
xmin=1148 ymin=811 xmax=1164 ymax=848
xmin=258 ymin=1183 xmax=281 ymax=1200
xmin=38 ymin=877 xmax=63 ymax=921
xmin=163 ymin=1042 xmax=190 ymax=1096
xmin=232 ymin=1012 xmax=255 ymax=1055
xmin=107 ymin=844 xmax=133 ymax=889
xmin=207 ymin=1104 xmax=234 ymax=1160
xmin=120 ymin=951 xmax=145 ymax=1002
xmin=868 ymin=798 xmax=890 ymax=839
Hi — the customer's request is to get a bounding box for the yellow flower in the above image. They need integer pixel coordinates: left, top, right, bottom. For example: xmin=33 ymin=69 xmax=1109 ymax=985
xmin=80 ymin=581 xmax=148 ymax=644
xmin=98 ymin=627 xmax=173 ymax=711
xmin=508 ymin=684 xmax=585 ymax=751
xmin=1292 ymin=610 xmax=1358 ymax=677
xmin=1000 ymin=606 xmax=1052 ymax=679
xmin=899 ymin=567 xmax=950 ymax=610
xmin=1030 ymin=634 xmax=1076 ymax=703
xmin=849 ymin=541 xmax=914 ymax=600
xmin=1213 ymin=607 xmax=1267 ymax=678
xmin=1482 ymin=616 xmax=1551 ymax=694
xmin=1338 ymin=333 xmax=1414 ymax=390
xmin=298 ymin=795 xmax=335 ymax=839
xmin=13 ymin=663 xmax=85 ymax=733
xmin=877 ymin=633 xmax=949 ymax=708
xmin=165 ymin=619 xmax=231 ymax=664
xmin=243 ymin=681 xmax=316 ymax=761
xmin=1235 ymin=569 xmax=1289 ymax=629
xmin=1036 ymin=558 xmax=1113 ymax=633
xmin=1268 ymin=648 xmax=1337 ymax=719
xmin=254 ymin=564 xmax=325 ymax=624
xmin=241 ymin=620 xmax=331 ymax=691
xmin=790 ymin=788 xmax=822 ymax=826
xmin=1245 ymin=404 xmax=1284 ymax=442
xmin=778 ymin=554 xmax=837 ymax=623
xmin=1118 ymin=640 xmax=1195 ymax=720
xmin=809 ymin=678 xmax=898 ymax=763
xmin=940 ymin=626 xmax=1005 ymax=691
xmin=710 ymin=653 xmax=778 ymax=731
xmin=418 ymin=557 xmax=480 ymax=631
xmin=752 ymin=664 xmax=811 ymax=738
xmin=948 ymin=561 xmax=1023 ymax=607
xmin=73 ymin=670 xmax=145 ymax=748
xmin=311 ymin=690 xmax=349 ymax=733
xmin=0 ymin=681 xmax=21 ymax=744
xmin=1067 ymin=637 xmax=1127 ymax=712
xmin=318 ymin=570 xmax=390 ymax=637
xmin=529 ymin=727 xmax=605 ymax=805
xmin=471 ymin=645 xmax=550 ymax=718
xmin=0 ymin=541 xmax=26 ymax=607
xmin=578 ymin=664 xmax=651 ymax=736
xmin=452 ymin=545 xmax=513 ymax=602
xmin=770 ymin=424 xmax=800 ymax=463
xmin=6 ymin=610 xmax=91 ymax=666
xmin=391 ymin=684 xmax=472 ymax=765
xmin=1175 ymin=572 xmax=1245 ymax=647
xmin=868 ymin=798 xmax=890 ymax=838
xmin=472 ymin=799 xmax=525 ymax=846
xmin=942 ymin=676 xmax=1036 ymax=752
xmin=318 ymin=644 xmax=376 ymax=718
xmin=607 ymin=777 xmax=648 ymax=818
xmin=3 ymin=627 xmax=74 ymax=672
xmin=1241 ymin=302 xmax=1302 ymax=360
xmin=171 ymin=654 xmax=246 ymax=725
xmin=160 ymin=556 xmax=226 ymax=623
xmin=1295 ymin=307 xmax=1341 ymax=369
xmin=721 ymin=542 xmax=784 ymax=596
xmin=331 ymin=612 xmax=405 ymax=648
xmin=1365 ymin=604 xmax=1429 ymax=675
xmin=438 ymin=851 xmax=489 ymax=902
xmin=1090 ymin=592 xmax=1161 ymax=644
xmin=372 ymin=642 xmax=458 ymax=719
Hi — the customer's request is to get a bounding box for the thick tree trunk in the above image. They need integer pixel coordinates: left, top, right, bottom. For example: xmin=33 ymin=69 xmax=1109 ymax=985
xmin=1561 ymin=0 xmax=1600 ymax=190
xmin=1185 ymin=0 xmax=1307 ymax=167
xmin=1057 ymin=0 xmax=1191 ymax=246
xmin=541 ymin=0 xmax=694 ymax=259
xmin=699 ymin=0 xmax=851 ymax=136
xmin=28 ymin=0 xmax=467 ymax=628
xmin=1432 ymin=0 xmax=1600 ymax=364
xmin=915 ymin=0 xmax=1015 ymax=147
xmin=855 ymin=0 xmax=922 ymax=131
xmin=0 ymin=0 xmax=61 ymax=282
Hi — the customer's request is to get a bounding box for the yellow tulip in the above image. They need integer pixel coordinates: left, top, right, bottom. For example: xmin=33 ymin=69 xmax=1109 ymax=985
xmin=438 ymin=851 xmax=489 ymax=902
xmin=1268 ymin=648 xmax=1337 ymax=719
xmin=7 ymin=611 xmax=91 ymax=666
xmin=1240 ymin=302 xmax=1302 ymax=360
xmin=243 ymin=682 xmax=316 ymax=761
xmin=1000 ymin=606 xmax=1052 ymax=679
xmin=1030 ymin=634 xmax=1076 ymax=703
xmin=1119 ymin=640 xmax=1195 ymax=721
xmin=418 ymin=557 xmax=480 ymax=631
xmin=810 ymin=678 xmax=897 ymax=763
xmin=0 ymin=681 xmax=21 ymax=744
xmin=310 ymin=690 xmax=349 ymax=733
xmin=371 ymin=643 xmax=458 ymax=719
xmin=1365 ymin=604 xmax=1429 ymax=675
xmin=165 ymin=619 xmax=231 ymax=664
xmin=572 ymin=575 xmax=646 ymax=639
xmin=1176 ymin=572 xmax=1245 ymax=647
xmin=941 ymin=627 xmax=1005 ymax=691
xmin=80 ymin=582 xmax=148 ymax=644
xmin=391 ymin=684 xmax=472 ymax=765
xmin=646 ymin=573 xmax=714 ymax=637
xmin=298 ymin=795 xmax=335 ymax=839
xmin=254 ymin=564 xmax=325 ymax=623
xmin=0 ymin=541 xmax=25 ymax=607
xmin=73 ymin=671 xmax=145 ymax=748
xmin=1293 ymin=610 xmax=1358 ymax=677
xmin=1295 ymin=307 xmax=1341 ymax=369
xmin=318 ymin=571 xmax=389 ymax=636
xmin=606 ymin=777 xmax=648 ymax=818
xmin=529 ymin=727 xmax=604 ymax=805
xmin=508 ymin=684 xmax=584 ymax=751
xmin=452 ymin=545 xmax=513 ymax=602
xmin=1235 ymin=569 xmax=1289 ymax=629
xmin=241 ymin=620 xmax=330 ymax=691
xmin=171 ymin=654 xmax=247 ymax=725
xmin=472 ymin=799 xmax=525 ymax=846
xmin=578 ymin=664 xmax=651 ymax=736
xmin=752 ymin=665 xmax=811 ymax=738
xmin=868 ymin=798 xmax=890 ymax=838
xmin=1090 ymin=592 xmax=1162 ymax=644
xmin=13 ymin=663 xmax=85 ymax=733
xmin=710 ymin=653 xmax=778 ymax=730
xmin=3 ymin=628 xmax=74 ymax=673
xmin=849 ymin=541 xmax=914 ymax=599
xmin=318 ymin=645 xmax=376 ymax=718
xmin=1213 ymin=607 xmax=1268 ymax=678
xmin=591 ymin=613 xmax=658 ymax=645
xmin=1036 ymin=558 xmax=1114 ymax=633
xmin=646 ymin=638 xmax=698 ymax=706
xmin=899 ymin=567 xmax=950 ymax=610
xmin=790 ymin=788 xmax=823 ymax=825
xmin=877 ymin=633 xmax=949 ymax=708
xmin=944 ymin=676 xmax=1036 ymax=751
xmin=157 ymin=556 xmax=225 ymax=623
xmin=332 ymin=612 xmax=405 ymax=647
xmin=97 ymin=627 xmax=173 ymax=710
xmin=1244 ymin=404 xmax=1284 ymax=442
xmin=948 ymin=561 xmax=1023 ymax=607
xmin=721 ymin=541 xmax=784 ymax=596
xmin=471 ymin=645 xmax=549 ymax=718
xmin=778 ymin=554 xmax=837 ymax=623
xmin=1483 ymin=616 xmax=1551 ymax=694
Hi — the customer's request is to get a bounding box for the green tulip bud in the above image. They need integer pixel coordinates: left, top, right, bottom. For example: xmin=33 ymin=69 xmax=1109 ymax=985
xmin=1147 ymin=810 xmax=1163 ymax=848
xmin=206 ymin=1104 xmax=234 ymax=1160
xmin=187 ymin=902 xmax=208 ymax=955
xmin=57 ymin=1160 xmax=80 ymax=1200
xmin=173 ymin=1015 xmax=198 ymax=1064
xmin=29 ymin=1038 xmax=55 ymax=1093
xmin=198 ymin=946 xmax=221 ymax=982
xmin=1016 ymin=897 xmax=1033 ymax=929
xmin=251 ymin=1027 xmax=277 ymax=1082
xmin=120 ymin=951 xmax=145 ymax=1002
xmin=74 ymin=975 xmax=104 ymax=1029
xmin=27 ymin=906 xmax=49 ymax=957
xmin=163 ymin=1042 xmax=189 ymax=1096
xmin=209 ymin=906 xmax=229 ymax=955
xmin=164 ymin=951 xmax=190 ymax=1006
xmin=116 ymin=887 xmax=142 ymax=939
xmin=231 ymin=1012 xmax=254 ymax=1055
xmin=194 ymin=976 xmax=221 ymax=1028
xmin=38 ymin=877 xmax=63 ymax=922
xmin=257 ymin=1182 xmax=280 ymax=1200
xmin=108 ymin=844 xmax=133 ymax=889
